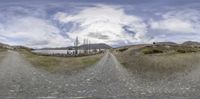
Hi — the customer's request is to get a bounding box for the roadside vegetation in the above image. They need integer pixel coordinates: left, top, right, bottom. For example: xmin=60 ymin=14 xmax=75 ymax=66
xmin=142 ymin=48 xmax=163 ymax=54
xmin=139 ymin=45 xmax=200 ymax=54
xmin=0 ymin=48 xmax=7 ymax=52
xmin=0 ymin=48 xmax=7 ymax=61
xmin=117 ymin=47 xmax=129 ymax=52
xmin=19 ymin=49 xmax=103 ymax=74
xmin=115 ymin=45 xmax=200 ymax=80
xmin=176 ymin=48 xmax=197 ymax=53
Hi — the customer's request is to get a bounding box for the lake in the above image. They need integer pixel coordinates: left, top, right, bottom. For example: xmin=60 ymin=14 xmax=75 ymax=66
xmin=32 ymin=50 xmax=74 ymax=55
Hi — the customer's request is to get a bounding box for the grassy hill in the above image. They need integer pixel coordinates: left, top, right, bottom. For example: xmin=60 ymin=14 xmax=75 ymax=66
xmin=114 ymin=44 xmax=200 ymax=80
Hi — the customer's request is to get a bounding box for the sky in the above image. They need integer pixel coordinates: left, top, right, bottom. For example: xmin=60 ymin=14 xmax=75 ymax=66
xmin=0 ymin=0 xmax=200 ymax=48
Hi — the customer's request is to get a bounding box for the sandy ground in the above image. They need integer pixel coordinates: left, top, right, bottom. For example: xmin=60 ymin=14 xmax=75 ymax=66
xmin=0 ymin=50 xmax=200 ymax=99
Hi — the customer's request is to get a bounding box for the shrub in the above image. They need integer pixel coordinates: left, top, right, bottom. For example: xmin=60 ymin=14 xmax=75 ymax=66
xmin=176 ymin=49 xmax=186 ymax=53
xmin=118 ymin=47 xmax=128 ymax=52
xmin=142 ymin=48 xmax=163 ymax=54
xmin=176 ymin=49 xmax=196 ymax=53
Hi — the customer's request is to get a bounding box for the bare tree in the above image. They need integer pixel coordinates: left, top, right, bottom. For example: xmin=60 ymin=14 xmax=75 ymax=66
xmin=74 ymin=36 xmax=80 ymax=55
xmin=88 ymin=40 xmax=91 ymax=54
xmin=87 ymin=39 xmax=89 ymax=54
xmin=83 ymin=39 xmax=87 ymax=54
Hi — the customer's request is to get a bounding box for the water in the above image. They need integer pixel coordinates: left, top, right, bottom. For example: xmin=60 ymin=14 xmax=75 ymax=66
xmin=32 ymin=50 xmax=73 ymax=55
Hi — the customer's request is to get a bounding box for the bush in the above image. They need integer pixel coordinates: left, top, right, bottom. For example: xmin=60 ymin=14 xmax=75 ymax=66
xmin=176 ymin=49 xmax=186 ymax=53
xmin=176 ymin=49 xmax=196 ymax=53
xmin=118 ymin=47 xmax=128 ymax=52
xmin=142 ymin=48 xmax=163 ymax=54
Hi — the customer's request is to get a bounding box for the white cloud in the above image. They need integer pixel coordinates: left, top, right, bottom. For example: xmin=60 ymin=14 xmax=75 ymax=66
xmin=0 ymin=17 xmax=71 ymax=48
xmin=2 ymin=4 xmax=199 ymax=48
xmin=150 ymin=18 xmax=196 ymax=33
xmin=150 ymin=9 xmax=200 ymax=34
xmin=54 ymin=5 xmax=148 ymax=45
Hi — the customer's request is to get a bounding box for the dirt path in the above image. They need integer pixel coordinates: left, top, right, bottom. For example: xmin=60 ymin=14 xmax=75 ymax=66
xmin=0 ymin=50 xmax=61 ymax=97
xmin=0 ymin=50 xmax=136 ymax=98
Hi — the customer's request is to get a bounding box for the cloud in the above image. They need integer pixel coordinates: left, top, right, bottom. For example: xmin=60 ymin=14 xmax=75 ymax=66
xmin=1 ymin=2 xmax=200 ymax=48
xmin=149 ymin=9 xmax=200 ymax=34
xmin=54 ymin=5 xmax=148 ymax=45
xmin=150 ymin=19 xmax=196 ymax=33
xmin=0 ymin=17 xmax=71 ymax=48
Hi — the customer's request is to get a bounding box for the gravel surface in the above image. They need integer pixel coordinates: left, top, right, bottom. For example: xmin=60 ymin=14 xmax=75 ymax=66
xmin=0 ymin=50 xmax=200 ymax=99
xmin=0 ymin=50 xmax=134 ymax=98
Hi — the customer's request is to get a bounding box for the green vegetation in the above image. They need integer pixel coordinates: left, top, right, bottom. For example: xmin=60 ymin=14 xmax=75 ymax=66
xmin=176 ymin=49 xmax=197 ymax=53
xmin=19 ymin=49 xmax=103 ymax=74
xmin=117 ymin=47 xmax=128 ymax=52
xmin=142 ymin=48 xmax=163 ymax=54
xmin=0 ymin=48 xmax=7 ymax=52
xmin=140 ymin=45 xmax=200 ymax=54
xmin=0 ymin=48 xmax=7 ymax=61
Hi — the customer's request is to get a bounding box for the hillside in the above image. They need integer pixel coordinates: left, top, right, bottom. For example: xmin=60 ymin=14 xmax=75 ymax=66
xmin=0 ymin=42 xmax=32 ymax=51
xmin=0 ymin=42 xmax=9 ymax=48
xmin=182 ymin=41 xmax=200 ymax=47
xmin=114 ymin=43 xmax=200 ymax=80
xmin=153 ymin=41 xmax=177 ymax=45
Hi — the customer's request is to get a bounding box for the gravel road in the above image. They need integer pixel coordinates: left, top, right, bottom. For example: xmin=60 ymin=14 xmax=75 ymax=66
xmin=0 ymin=50 xmax=200 ymax=99
xmin=0 ymin=50 xmax=136 ymax=98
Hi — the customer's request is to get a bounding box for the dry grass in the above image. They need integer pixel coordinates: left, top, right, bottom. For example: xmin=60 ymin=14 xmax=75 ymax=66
xmin=0 ymin=48 xmax=7 ymax=52
xmin=0 ymin=48 xmax=7 ymax=60
xmin=19 ymin=49 xmax=103 ymax=74
xmin=115 ymin=45 xmax=200 ymax=80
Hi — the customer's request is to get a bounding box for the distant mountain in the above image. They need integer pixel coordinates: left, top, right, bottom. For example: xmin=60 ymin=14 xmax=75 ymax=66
xmin=182 ymin=41 xmax=200 ymax=45
xmin=0 ymin=42 xmax=32 ymax=50
xmin=182 ymin=41 xmax=200 ymax=46
xmin=0 ymin=42 xmax=10 ymax=48
xmin=79 ymin=43 xmax=112 ymax=50
xmin=153 ymin=42 xmax=177 ymax=45
xmin=40 ymin=47 xmax=68 ymax=50
xmin=13 ymin=45 xmax=33 ymax=50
